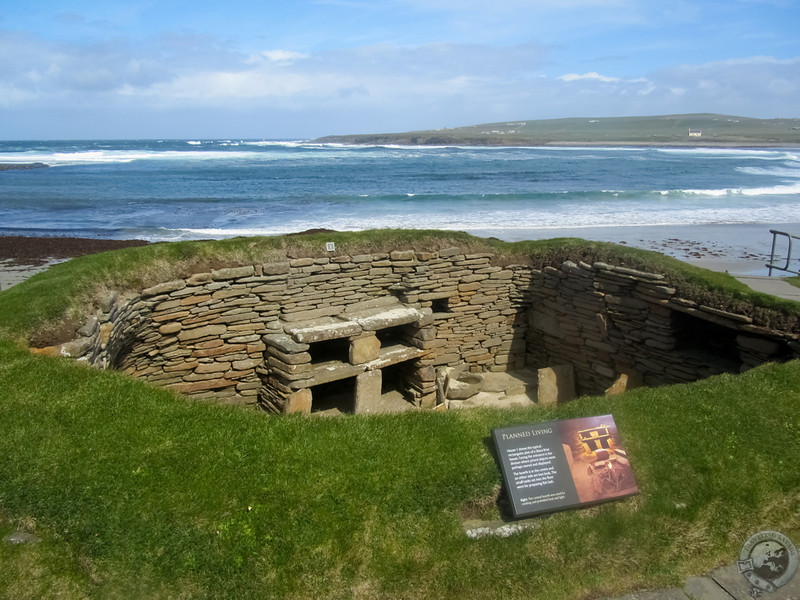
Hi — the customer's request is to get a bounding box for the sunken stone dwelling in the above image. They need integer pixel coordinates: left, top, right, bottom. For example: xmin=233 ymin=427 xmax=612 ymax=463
xmin=43 ymin=246 xmax=800 ymax=414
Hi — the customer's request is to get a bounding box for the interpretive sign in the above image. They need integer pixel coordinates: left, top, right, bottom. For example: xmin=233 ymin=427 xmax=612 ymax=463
xmin=493 ymin=414 xmax=638 ymax=519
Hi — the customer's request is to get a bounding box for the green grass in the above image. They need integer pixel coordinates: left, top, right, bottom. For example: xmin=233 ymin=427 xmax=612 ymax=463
xmin=1 ymin=231 xmax=800 ymax=598
xmin=2 ymin=231 xmax=799 ymax=345
xmin=0 ymin=337 xmax=799 ymax=599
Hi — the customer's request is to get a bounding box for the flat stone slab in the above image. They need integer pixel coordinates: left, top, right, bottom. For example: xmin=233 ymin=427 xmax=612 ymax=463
xmin=365 ymin=344 xmax=425 ymax=370
xmin=284 ymin=317 xmax=362 ymax=343
xmin=448 ymin=391 xmax=535 ymax=410
xmin=683 ymin=576 xmax=733 ymax=600
xmin=462 ymin=519 xmax=540 ymax=539
xmin=481 ymin=369 xmax=538 ymax=395
xmin=344 ymin=295 xmax=405 ymax=313
xmin=601 ymin=560 xmax=800 ymax=600
xmin=308 ymin=361 xmax=365 ymax=386
xmin=349 ymin=305 xmax=424 ymax=331
xmin=263 ymin=333 xmax=310 ymax=353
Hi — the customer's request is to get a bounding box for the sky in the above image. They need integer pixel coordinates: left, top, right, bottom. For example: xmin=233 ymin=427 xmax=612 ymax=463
xmin=0 ymin=0 xmax=798 ymax=139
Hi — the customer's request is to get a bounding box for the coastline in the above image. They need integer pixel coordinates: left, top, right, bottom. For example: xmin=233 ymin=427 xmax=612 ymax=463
xmin=315 ymin=137 xmax=800 ymax=149
xmin=0 ymin=236 xmax=150 ymax=266
xmin=0 ymin=236 xmax=150 ymax=291
xmin=469 ymin=222 xmax=800 ymax=276
xmin=313 ymin=114 xmax=800 ymax=148
xmin=2 ymin=224 xmax=796 ymax=291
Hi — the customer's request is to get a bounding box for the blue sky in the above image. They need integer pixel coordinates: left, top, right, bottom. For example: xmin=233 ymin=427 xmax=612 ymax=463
xmin=1 ymin=0 xmax=798 ymax=139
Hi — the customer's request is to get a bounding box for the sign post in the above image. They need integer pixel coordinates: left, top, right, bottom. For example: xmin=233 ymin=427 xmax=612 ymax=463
xmin=493 ymin=414 xmax=638 ymax=519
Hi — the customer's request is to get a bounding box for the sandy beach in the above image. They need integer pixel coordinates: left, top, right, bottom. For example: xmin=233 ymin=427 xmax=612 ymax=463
xmin=471 ymin=222 xmax=800 ymax=276
xmin=1 ymin=225 xmax=797 ymax=292
xmin=0 ymin=236 xmax=150 ymax=291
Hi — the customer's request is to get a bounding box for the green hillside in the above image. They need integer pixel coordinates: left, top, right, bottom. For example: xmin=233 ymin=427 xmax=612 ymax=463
xmin=317 ymin=113 xmax=800 ymax=147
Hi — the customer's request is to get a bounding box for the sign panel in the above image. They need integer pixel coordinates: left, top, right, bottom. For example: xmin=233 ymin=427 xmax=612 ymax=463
xmin=493 ymin=414 xmax=638 ymax=519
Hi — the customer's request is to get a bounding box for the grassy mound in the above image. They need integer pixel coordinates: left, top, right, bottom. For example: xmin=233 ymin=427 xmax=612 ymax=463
xmin=0 ymin=338 xmax=798 ymax=599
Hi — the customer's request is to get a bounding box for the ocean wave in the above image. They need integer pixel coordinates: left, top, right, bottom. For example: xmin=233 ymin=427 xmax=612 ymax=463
xmin=3 ymin=141 xmax=799 ymax=243
xmin=653 ymin=147 xmax=795 ymax=160
xmin=0 ymin=142 xmax=409 ymax=167
xmin=0 ymin=150 xmax=142 ymax=166
xmin=161 ymin=201 xmax=800 ymax=240
xmin=672 ymin=181 xmax=800 ymax=197
xmin=6 ymin=142 xmax=796 ymax=169
xmin=0 ymin=148 xmax=279 ymax=167
xmin=7 ymin=199 xmax=800 ymax=244
xmin=736 ymin=164 xmax=800 ymax=178
xmin=238 ymin=140 xmax=312 ymax=147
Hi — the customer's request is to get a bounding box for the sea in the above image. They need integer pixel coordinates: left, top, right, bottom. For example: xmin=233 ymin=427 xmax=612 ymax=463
xmin=1 ymin=139 xmax=799 ymax=244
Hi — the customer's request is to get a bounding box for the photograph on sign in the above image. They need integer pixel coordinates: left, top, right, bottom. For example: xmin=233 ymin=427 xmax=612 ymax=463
xmin=492 ymin=414 xmax=638 ymax=519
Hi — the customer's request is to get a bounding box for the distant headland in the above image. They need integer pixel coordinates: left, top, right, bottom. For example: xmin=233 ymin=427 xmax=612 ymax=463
xmin=315 ymin=113 xmax=800 ymax=147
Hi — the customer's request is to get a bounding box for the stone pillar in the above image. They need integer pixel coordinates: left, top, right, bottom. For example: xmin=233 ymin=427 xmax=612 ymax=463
xmin=537 ymin=364 xmax=576 ymax=405
xmin=355 ymin=370 xmax=382 ymax=414
xmin=284 ymin=389 xmax=312 ymax=414
xmin=350 ymin=334 xmax=380 ymax=364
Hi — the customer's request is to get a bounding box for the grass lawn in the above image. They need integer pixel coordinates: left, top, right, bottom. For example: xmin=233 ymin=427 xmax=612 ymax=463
xmin=1 ymin=232 xmax=799 ymax=599
xmin=1 ymin=337 xmax=798 ymax=599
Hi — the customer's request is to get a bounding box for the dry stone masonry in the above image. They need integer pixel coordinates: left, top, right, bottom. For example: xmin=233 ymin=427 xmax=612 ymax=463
xmin=526 ymin=260 xmax=799 ymax=393
xmin=69 ymin=248 xmax=531 ymax=412
xmin=46 ymin=247 xmax=800 ymax=414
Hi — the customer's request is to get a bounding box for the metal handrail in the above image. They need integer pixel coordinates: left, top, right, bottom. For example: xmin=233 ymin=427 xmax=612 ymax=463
xmin=766 ymin=229 xmax=800 ymax=276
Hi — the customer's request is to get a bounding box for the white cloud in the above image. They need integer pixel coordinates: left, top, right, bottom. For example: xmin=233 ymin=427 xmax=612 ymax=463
xmin=0 ymin=83 xmax=35 ymax=107
xmin=0 ymin=31 xmax=548 ymax=112
xmin=257 ymin=50 xmax=309 ymax=64
xmin=558 ymin=72 xmax=621 ymax=83
xmin=1 ymin=20 xmax=797 ymax=138
xmin=648 ymin=56 xmax=800 ymax=114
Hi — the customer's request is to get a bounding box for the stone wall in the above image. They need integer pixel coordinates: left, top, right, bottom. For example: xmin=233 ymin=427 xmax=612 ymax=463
xmin=74 ymin=248 xmax=533 ymax=411
xmin=45 ymin=247 xmax=800 ymax=413
xmin=526 ymin=260 xmax=799 ymax=395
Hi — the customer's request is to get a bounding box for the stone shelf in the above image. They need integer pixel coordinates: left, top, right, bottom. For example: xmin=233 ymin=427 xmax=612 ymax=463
xmin=348 ymin=305 xmax=424 ymax=331
xmin=284 ymin=317 xmax=362 ymax=344
xmin=366 ymin=344 xmax=426 ymax=370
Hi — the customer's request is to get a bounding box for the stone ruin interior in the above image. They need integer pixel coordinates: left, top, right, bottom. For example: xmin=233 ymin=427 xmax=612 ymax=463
xmin=44 ymin=247 xmax=798 ymax=415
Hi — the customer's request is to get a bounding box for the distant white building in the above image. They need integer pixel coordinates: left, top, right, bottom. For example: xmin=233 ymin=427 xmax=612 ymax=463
xmin=688 ymin=129 xmax=702 ymax=137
